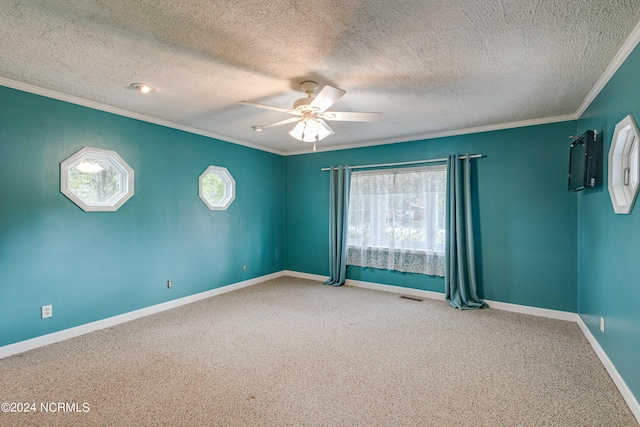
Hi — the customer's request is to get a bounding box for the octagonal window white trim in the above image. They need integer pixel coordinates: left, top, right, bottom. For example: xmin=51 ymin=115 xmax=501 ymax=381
xmin=198 ymin=165 xmax=236 ymax=210
xmin=60 ymin=147 xmax=134 ymax=212
xmin=608 ymin=115 xmax=640 ymax=214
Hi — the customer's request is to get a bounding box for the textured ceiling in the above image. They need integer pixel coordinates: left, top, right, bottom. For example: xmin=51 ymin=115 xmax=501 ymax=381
xmin=1 ymin=1 xmax=640 ymax=154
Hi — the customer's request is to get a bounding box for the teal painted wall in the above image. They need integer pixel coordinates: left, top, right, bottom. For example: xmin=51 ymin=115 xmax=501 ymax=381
xmin=285 ymin=121 xmax=578 ymax=312
xmin=3 ymin=45 xmax=638 ymax=408
xmin=0 ymin=86 xmax=285 ymax=347
xmin=576 ymin=42 xmax=640 ymax=401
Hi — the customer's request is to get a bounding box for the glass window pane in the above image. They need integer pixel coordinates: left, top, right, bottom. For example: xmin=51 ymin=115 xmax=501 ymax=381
xmin=60 ymin=147 xmax=134 ymax=212
xmin=198 ymin=166 xmax=235 ymax=210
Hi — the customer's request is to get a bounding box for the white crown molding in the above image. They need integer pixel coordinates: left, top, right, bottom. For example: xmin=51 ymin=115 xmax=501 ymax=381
xmin=575 ymin=19 xmax=640 ymax=118
xmin=577 ymin=316 xmax=640 ymax=424
xmin=2 ymin=18 xmax=639 ymax=157
xmin=0 ymin=76 xmax=285 ymax=156
xmin=284 ymin=114 xmax=578 ymax=156
xmin=289 ymin=20 xmax=640 ymax=156
xmin=0 ymin=74 xmax=576 ymax=157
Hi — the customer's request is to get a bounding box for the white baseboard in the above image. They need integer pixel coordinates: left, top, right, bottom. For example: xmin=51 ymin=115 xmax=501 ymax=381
xmin=341 ymin=275 xmax=636 ymax=422
xmin=315 ymin=274 xmax=638 ymax=420
xmin=0 ymin=271 xmax=285 ymax=359
xmin=281 ymin=270 xmax=328 ymax=282
xmin=483 ymin=299 xmax=578 ymax=322
xmin=345 ymin=278 xmax=447 ymax=301
xmin=3 ymin=269 xmax=638 ymax=424
xmin=284 ymin=273 xmax=578 ymax=321
xmin=342 ymin=277 xmax=576 ymax=321
xmin=577 ymin=316 xmax=640 ymax=424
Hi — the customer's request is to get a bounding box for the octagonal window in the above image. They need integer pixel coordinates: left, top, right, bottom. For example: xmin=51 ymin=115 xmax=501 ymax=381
xmin=199 ymin=166 xmax=235 ymax=210
xmin=60 ymin=147 xmax=134 ymax=212
xmin=608 ymin=115 xmax=640 ymax=214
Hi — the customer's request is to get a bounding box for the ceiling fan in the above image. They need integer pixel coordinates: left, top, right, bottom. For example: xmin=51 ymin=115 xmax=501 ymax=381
xmin=239 ymin=81 xmax=382 ymax=151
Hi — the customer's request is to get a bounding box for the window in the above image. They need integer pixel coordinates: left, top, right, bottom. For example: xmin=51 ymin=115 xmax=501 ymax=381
xmin=608 ymin=115 xmax=640 ymax=214
xmin=198 ymin=166 xmax=236 ymax=210
xmin=347 ymin=166 xmax=447 ymax=276
xmin=60 ymin=147 xmax=134 ymax=212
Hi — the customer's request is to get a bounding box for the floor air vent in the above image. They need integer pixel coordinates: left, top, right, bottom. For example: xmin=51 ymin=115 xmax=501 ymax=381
xmin=399 ymin=295 xmax=423 ymax=302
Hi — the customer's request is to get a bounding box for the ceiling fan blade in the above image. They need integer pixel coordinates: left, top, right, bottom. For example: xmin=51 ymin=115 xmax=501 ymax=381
xmin=308 ymin=85 xmax=346 ymax=112
xmin=321 ymin=111 xmax=383 ymax=122
xmin=238 ymin=101 xmax=301 ymax=115
xmin=253 ymin=117 xmax=301 ymax=131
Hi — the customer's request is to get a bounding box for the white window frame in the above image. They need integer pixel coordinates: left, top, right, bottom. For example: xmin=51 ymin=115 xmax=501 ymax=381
xmin=60 ymin=147 xmax=134 ymax=212
xmin=608 ymin=115 xmax=640 ymax=214
xmin=198 ymin=165 xmax=236 ymax=210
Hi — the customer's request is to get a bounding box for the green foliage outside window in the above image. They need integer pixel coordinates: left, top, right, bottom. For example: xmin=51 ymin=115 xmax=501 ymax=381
xmin=202 ymin=173 xmax=226 ymax=205
xmin=68 ymin=160 xmax=120 ymax=203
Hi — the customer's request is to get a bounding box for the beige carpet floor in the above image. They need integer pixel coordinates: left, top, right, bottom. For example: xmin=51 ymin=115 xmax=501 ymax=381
xmin=0 ymin=276 xmax=636 ymax=426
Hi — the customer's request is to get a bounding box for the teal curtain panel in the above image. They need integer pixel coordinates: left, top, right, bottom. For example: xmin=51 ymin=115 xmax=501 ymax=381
xmin=325 ymin=166 xmax=352 ymax=286
xmin=445 ymin=155 xmax=487 ymax=310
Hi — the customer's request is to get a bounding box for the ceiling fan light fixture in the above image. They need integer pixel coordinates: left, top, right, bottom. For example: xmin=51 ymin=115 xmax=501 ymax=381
xmin=289 ymin=121 xmax=305 ymax=141
xmin=306 ymin=118 xmax=333 ymax=141
xmin=302 ymin=131 xmax=317 ymax=143
xmin=289 ymin=118 xmax=333 ymax=143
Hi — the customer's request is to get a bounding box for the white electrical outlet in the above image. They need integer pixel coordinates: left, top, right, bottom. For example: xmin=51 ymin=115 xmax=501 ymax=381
xmin=243 ymin=265 xmax=247 ymax=271
xmin=600 ymin=316 xmax=605 ymax=333
xmin=167 ymin=280 xmax=172 ymax=289
xmin=41 ymin=304 xmax=52 ymax=319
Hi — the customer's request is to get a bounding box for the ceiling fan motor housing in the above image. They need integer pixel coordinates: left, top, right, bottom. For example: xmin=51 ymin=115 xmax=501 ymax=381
xmin=293 ymin=80 xmax=318 ymax=110
xmin=294 ymin=80 xmax=320 ymax=110
xmin=293 ymin=97 xmax=313 ymax=110
xmin=299 ymin=80 xmax=319 ymax=95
